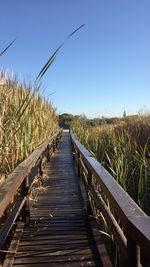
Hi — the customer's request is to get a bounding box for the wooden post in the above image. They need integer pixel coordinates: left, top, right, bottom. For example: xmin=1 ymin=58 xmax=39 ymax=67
xmin=52 ymin=139 xmax=55 ymax=153
xmin=77 ymin=151 xmax=81 ymax=177
xmin=21 ymin=177 xmax=30 ymax=225
xmin=46 ymin=144 xmax=51 ymax=162
xmin=72 ymin=144 xmax=75 ymax=160
xmin=127 ymin=236 xmax=140 ymax=267
xmin=56 ymin=136 xmax=59 ymax=150
xmin=87 ymin=170 xmax=93 ymax=215
xmin=39 ymin=158 xmax=43 ymax=176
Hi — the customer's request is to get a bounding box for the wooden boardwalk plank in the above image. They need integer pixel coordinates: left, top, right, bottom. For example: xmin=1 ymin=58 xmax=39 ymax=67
xmin=7 ymin=132 xmax=109 ymax=267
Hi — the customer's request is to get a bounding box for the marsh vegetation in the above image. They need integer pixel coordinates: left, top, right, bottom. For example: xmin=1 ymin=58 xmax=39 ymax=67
xmin=0 ymin=72 xmax=58 ymax=183
xmin=72 ymin=114 xmax=150 ymax=215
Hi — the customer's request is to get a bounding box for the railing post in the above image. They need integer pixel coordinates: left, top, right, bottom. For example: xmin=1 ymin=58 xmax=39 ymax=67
xmin=87 ymin=170 xmax=93 ymax=215
xmin=77 ymin=151 xmax=81 ymax=177
xmin=127 ymin=235 xmax=140 ymax=267
xmin=21 ymin=177 xmax=30 ymax=225
xmin=39 ymin=157 xmax=43 ymax=176
xmin=72 ymin=143 xmax=75 ymax=160
xmin=46 ymin=144 xmax=51 ymax=162
xmin=53 ymin=139 xmax=56 ymax=152
xmin=56 ymin=136 xmax=59 ymax=150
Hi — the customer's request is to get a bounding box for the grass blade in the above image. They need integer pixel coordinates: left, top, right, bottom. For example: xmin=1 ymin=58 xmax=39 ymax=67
xmin=36 ymin=52 xmax=58 ymax=81
xmin=36 ymin=24 xmax=85 ymax=81
xmin=66 ymin=24 xmax=85 ymax=40
xmin=0 ymin=39 xmax=16 ymax=57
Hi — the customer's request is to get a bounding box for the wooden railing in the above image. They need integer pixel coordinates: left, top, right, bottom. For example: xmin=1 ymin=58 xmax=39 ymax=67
xmin=70 ymin=130 xmax=150 ymax=267
xmin=0 ymin=129 xmax=62 ymax=252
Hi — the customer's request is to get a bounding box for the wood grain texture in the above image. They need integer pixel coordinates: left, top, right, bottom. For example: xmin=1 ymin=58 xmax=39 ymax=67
xmin=0 ymin=130 xmax=61 ymax=217
xmin=7 ymin=133 xmax=110 ymax=267
xmin=70 ymin=130 xmax=150 ymax=264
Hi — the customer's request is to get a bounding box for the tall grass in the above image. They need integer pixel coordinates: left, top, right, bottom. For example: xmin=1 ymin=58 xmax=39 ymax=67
xmin=0 ymin=25 xmax=85 ymax=182
xmin=72 ymin=115 xmax=150 ymax=215
xmin=0 ymin=71 xmax=58 ymax=183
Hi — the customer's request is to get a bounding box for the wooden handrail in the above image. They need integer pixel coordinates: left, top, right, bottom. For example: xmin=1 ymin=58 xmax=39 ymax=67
xmin=0 ymin=128 xmax=62 ymax=249
xmin=70 ymin=130 xmax=150 ymax=267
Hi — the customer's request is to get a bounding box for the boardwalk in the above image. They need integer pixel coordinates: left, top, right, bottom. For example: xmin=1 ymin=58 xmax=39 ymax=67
xmin=7 ymin=132 xmax=108 ymax=267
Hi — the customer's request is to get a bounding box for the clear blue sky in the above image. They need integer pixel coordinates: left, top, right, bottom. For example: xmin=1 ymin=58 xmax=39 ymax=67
xmin=1 ymin=0 xmax=150 ymax=118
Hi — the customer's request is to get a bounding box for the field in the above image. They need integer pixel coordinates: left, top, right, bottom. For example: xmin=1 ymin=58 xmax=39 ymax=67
xmin=72 ymin=115 xmax=150 ymax=215
xmin=0 ymin=72 xmax=58 ymax=184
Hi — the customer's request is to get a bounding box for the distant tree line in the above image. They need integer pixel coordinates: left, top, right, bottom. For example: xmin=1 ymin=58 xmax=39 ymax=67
xmin=59 ymin=113 xmax=130 ymax=129
xmin=59 ymin=113 xmax=76 ymax=129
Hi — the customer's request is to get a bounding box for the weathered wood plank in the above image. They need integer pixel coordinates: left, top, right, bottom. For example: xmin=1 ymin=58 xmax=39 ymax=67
xmin=3 ymin=222 xmax=24 ymax=267
xmin=5 ymin=132 xmax=111 ymax=267
xmin=0 ymin=130 xmax=61 ymax=218
xmin=71 ymin=130 xmax=150 ymax=264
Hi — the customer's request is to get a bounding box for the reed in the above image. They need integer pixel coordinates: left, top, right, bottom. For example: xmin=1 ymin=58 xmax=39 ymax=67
xmin=0 ymin=71 xmax=58 ymax=183
xmin=72 ymin=115 xmax=150 ymax=215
